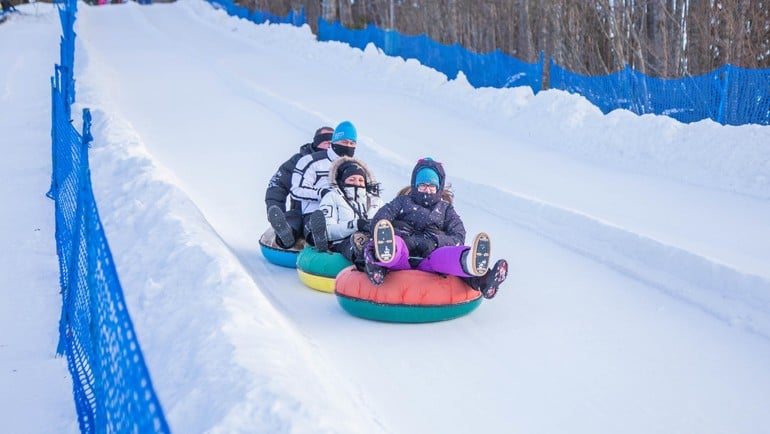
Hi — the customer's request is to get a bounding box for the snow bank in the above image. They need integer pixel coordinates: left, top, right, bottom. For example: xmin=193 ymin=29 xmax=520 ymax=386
xmin=518 ymin=90 xmax=770 ymax=200
xmin=459 ymin=180 xmax=770 ymax=338
xmin=79 ymin=105 xmax=381 ymax=433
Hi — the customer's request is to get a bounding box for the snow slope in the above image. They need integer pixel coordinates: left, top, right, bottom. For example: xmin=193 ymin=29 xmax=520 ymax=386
xmin=3 ymin=1 xmax=770 ymax=433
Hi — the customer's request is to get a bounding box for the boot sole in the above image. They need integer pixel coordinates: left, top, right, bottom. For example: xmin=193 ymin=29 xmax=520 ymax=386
xmin=373 ymin=219 xmax=395 ymax=263
xmin=268 ymin=206 xmax=295 ymax=247
xmin=309 ymin=210 xmax=328 ymax=251
xmin=469 ymin=232 xmax=491 ymax=276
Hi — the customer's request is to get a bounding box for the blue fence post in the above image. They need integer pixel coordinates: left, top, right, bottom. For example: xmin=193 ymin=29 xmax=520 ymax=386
xmin=82 ymin=108 xmax=93 ymax=146
xmin=717 ymin=65 xmax=730 ymax=125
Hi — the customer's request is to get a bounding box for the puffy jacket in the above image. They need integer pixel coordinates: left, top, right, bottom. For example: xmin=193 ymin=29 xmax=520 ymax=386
xmin=265 ymin=142 xmax=314 ymax=214
xmin=371 ymin=158 xmax=465 ymax=257
xmin=290 ymin=148 xmax=343 ymax=215
xmin=319 ymin=157 xmax=383 ymax=245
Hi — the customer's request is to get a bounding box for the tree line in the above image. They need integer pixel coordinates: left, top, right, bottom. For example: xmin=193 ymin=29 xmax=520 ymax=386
xmin=241 ymin=0 xmax=769 ymax=78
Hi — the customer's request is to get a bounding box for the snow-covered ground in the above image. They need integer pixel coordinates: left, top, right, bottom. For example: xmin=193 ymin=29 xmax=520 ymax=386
xmin=2 ymin=1 xmax=770 ymax=433
xmin=0 ymin=6 xmax=79 ymax=434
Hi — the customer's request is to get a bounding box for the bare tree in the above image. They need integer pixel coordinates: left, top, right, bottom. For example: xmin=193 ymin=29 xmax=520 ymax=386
xmin=241 ymin=0 xmax=769 ymax=77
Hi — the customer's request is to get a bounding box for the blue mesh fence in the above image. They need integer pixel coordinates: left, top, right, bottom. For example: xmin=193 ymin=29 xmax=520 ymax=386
xmin=198 ymin=4 xmax=766 ymax=125
xmin=206 ymin=0 xmax=305 ymax=26
xmin=550 ymin=60 xmax=770 ymax=126
xmin=313 ymin=18 xmax=769 ymax=125
xmin=49 ymin=0 xmax=170 ymax=432
xmin=317 ymin=19 xmax=544 ymax=93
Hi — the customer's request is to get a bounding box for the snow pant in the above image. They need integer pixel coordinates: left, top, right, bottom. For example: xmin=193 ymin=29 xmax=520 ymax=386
xmin=331 ymin=232 xmax=370 ymax=269
xmin=301 ymin=211 xmax=327 ymax=247
xmin=268 ymin=208 xmax=305 ymax=249
xmin=372 ymin=236 xmax=474 ymax=277
xmin=329 ymin=237 xmax=352 ymax=260
xmin=283 ymin=209 xmax=303 ymax=238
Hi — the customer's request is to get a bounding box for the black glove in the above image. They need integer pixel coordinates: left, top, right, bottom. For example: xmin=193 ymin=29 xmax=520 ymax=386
xmin=356 ymin=219 xmax=369 ymax=232
xmin=415 ymin=232 xmax=438 ymax=256
xmin=404 ymin=233 xmax=437 ymax=257
xmin=319 ymin=188 xmax=331 ymax=199
xmin=403 ymin=235 xmax=420 ymax=254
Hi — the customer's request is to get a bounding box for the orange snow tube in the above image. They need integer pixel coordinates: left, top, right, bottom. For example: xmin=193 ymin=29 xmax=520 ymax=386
xmin=334 ymin=266 xmax=483 ymax=323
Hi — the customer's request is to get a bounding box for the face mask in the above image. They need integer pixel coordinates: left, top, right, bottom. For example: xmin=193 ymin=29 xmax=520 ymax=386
xmin=332 ymin=143 xmax=355 ymax=158
xmin=411 ymin=189 xmax=441 ymax=207
xmin=342 ymin=185 xmax=364 ymax=200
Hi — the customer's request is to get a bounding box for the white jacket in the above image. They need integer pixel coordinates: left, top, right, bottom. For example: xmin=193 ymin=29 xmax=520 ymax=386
xmin=317 ymin=157 xmax=383 ymax=245
xmin=319 ymin=187 xmax=384 ymax=244
xmin=290 ymin=148 xmax=340 ymax=215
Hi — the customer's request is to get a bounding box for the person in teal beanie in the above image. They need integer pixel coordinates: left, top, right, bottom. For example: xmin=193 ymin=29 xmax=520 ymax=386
xmin=269 ymin=120 xmax=359 ymax=251
xmin=363 ymin=157 xmax=509 ymax=299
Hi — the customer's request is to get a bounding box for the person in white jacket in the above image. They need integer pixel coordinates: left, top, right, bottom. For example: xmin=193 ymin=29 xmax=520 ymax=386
xmin=270 ymin=120 xmax=357 ymax=250
xmin=318 ymin=157 xmax=384 ymax=267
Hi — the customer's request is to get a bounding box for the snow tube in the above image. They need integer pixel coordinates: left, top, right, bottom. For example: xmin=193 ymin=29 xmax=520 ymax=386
xmin=296 ymin=246 xmax=353 ymax=293
xmin=259 ymin=227 xmax=303 ymax=268
xmin=334 ymin=267 xmax=483 ymax=323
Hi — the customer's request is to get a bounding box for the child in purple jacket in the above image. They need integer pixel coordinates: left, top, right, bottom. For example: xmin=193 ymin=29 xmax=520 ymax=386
xmin=364 ymin=157 xmax=508 ymax=299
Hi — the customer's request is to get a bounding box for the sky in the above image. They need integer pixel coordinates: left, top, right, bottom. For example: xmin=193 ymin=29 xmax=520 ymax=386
xmin=2 ymin=1 xmax=770 ymax=433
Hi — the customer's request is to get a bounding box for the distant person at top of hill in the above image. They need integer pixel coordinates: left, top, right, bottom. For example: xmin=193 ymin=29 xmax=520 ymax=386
xmin=2 ymin=0 xmax=18 ymax=12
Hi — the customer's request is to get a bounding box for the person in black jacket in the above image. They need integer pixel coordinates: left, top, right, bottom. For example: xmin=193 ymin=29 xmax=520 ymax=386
xmin=270 ymin=120 xmax=359 ymax=251
xmin=265 ymin=126 xmax=333 ymax=248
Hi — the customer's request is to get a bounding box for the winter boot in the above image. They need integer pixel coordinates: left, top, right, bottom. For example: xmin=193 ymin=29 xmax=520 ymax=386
xmin=461 ymin=232 xmax=491 ymax=276
xmin=268 ymin=205 xmax=295 ymax=248
xmin=308 ymin=209 xmax=328 ymax=252
xmin=349 ymin=231 xmax=370 ymax=264
xmin=365 ymin=259 xmax=388 ymax=286
xmin=363 ymin=243 xmax=388 ymax=286
xmin=372 ymin=219 xmax=396 ymax=263
xmin=471 ymin=259 xmax=508 ymax=299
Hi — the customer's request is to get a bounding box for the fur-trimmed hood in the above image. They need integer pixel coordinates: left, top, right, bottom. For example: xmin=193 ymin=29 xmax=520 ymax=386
xmin=328 ymin=156 xmax=378 ymax=189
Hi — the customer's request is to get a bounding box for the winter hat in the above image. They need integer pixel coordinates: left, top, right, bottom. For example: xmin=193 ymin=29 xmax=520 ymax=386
xmin=332 ymin=121 xmax=357 ymax=143
xmin=337 ymin=161 xmax=366 ymax=185
xmin=312 ymin=126 xmax=334 ymax=149
xmin=414 ymin=167 xmax=440 ymax=188
xmin=410 ymin=157 xmax=445 ymax=191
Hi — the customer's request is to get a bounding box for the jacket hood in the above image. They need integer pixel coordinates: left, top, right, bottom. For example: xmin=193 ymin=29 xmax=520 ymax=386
xmin=409 ymin=158 xmax=446 ymax=191
xmin=299 ymin=142 xmax=315 ymax=153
